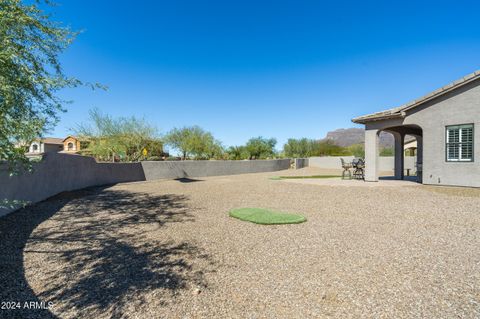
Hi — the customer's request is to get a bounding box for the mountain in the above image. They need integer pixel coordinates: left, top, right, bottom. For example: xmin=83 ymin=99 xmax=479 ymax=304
xmin=324 ymin=128 xmax=394 ymax=148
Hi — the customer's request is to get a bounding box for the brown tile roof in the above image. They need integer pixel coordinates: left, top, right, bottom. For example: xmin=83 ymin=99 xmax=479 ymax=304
xmin=63 ymin=135 xmax=78 ymax=141
xmin=37 ymin=137 xmax=64 ymax=145
xmin=352 ymin=70 xmax=480 ymax=124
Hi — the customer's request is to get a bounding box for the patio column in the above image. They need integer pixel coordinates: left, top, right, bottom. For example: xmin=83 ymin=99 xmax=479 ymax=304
xmin=415 ymin=135 xmax=423 ymax=183
xmin=393 ymin=132 xmax=404 ymax=180
xmin=364 ymin=128 xmax=379 ymax=182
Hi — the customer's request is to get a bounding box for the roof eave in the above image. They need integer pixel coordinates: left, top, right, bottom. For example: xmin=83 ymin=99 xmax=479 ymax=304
xmin=351 ymin=113 xmax=403 ymax=124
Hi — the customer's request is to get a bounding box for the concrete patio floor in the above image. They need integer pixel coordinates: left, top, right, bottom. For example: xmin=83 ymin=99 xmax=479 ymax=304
xmin=278 ymin=167 xmax=421 ymax=187
xmin=281 ymin=176 xmax=421 ymax=187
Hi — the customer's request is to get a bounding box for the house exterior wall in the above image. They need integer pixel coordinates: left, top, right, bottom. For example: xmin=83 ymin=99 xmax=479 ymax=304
xmin=28 ymin=142 xmax=62 ymax=153
xmin=365 ymin=78 xmax=480 ymax=187
xmin=29 ymin=142 xmax=43 ymax=153
xmin=43 ymin=143 xmax=63 ymax=153
xmin=63 ymin=137 xmax=81 ymax=152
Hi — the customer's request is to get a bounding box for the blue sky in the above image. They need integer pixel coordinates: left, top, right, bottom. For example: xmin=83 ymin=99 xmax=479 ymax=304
xmin=50 ymin=0 xmax=480 ymax=149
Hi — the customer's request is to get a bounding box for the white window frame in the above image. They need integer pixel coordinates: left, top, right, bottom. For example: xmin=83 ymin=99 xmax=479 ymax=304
xmin=446 ymin=124 xmax=474 ymax=162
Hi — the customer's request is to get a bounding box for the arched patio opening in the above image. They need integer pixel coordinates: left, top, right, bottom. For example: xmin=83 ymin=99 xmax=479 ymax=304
xmin=377 ymin=124 xmax=423 ymax=182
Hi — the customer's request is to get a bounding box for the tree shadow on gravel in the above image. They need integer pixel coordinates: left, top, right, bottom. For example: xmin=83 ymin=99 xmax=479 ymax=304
xmin=0 ymin=186 xmax=211 ymax=319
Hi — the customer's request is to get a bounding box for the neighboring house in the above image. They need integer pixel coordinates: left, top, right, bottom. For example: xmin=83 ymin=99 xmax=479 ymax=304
xmin=25 ymin=136 xmax=89 ymax=157
xmin=62 ymin=136 xmax=88 ymax=153
xmin=353 ymin=70 xmax=480 ymax=187
xmin=27 ymin=137 xmax=64 ymax=155
xmin=404 ymin=138 xmax=417 ymax=156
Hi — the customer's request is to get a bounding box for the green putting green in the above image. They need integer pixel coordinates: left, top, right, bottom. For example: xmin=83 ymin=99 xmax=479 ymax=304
xmin=269 ymin=175 xmax=340 ymax=180
xmin=269 ymin=176 xmax=283 ymax=180
xmin=229 ymin=208 xmax=306 ymax=225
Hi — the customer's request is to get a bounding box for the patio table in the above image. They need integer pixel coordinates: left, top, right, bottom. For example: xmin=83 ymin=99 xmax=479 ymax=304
xmin=352 ymin=158 xmax=365 ymax=180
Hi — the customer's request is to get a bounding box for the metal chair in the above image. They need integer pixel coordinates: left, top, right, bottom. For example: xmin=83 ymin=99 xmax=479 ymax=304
xmin=340 ymin=158 xmax=352 ymax=180
xmin=352 ymin=158 xmax=365 ymax=180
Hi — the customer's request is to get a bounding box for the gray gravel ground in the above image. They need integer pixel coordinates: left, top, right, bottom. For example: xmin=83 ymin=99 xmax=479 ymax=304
xmin=1 ymin=168 xmax=480 ymax=318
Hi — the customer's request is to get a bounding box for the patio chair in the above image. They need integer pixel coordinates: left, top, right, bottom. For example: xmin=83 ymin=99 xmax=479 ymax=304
xmin=352 ymin=158 xmax=365 ymax=180
xmin=340 ymin=158 xmax=352 ymax=180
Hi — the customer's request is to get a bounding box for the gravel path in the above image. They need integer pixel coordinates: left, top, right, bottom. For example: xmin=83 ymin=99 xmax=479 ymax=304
xmin=1 ymin=168 xmax=480 ymax=318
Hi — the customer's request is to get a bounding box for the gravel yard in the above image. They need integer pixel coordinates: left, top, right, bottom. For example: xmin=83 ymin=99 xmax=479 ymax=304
xmin=1 ymin=168 xmax=480 ymax=318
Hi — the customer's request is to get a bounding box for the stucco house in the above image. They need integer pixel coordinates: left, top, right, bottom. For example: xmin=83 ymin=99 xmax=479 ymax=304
xmin=27 ymin=137 xmax=64 ymax=155
xmin=353 ymin=70 xmax=480 ymax=187
xmin=404 ymin=139 xmax=417 ymax=156
xmin=25 ymin=136 xmax=89 ymax=156
xmin=62 ymin=136 xmax=89 ymax=153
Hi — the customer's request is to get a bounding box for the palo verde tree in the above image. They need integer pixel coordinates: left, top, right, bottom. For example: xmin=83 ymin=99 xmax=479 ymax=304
xmin=203 ymin=137 xmax=225 ymax=160
xmin=164 ymin=126 xmax=222 ymax=160
xmin=245 ymin=136 xmax=277 ymax=160
xmin=346 ymin=143 xmax=365 ymax=158
xmin=0 ymin=0 xmax=101 ymax=171
xmin=283 ymin=138 xmax=365 ymax=157
xmin=75 ymin=108 xmax=163 ymax=162
xmin=283 ymin=138 xmax=316 ymax=158
xmin=226 ymin=145 xmax=249 ymax=160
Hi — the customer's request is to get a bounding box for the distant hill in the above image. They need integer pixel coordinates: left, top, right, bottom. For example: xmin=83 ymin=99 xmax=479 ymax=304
xmin=323 ymin=128 xmax=394 ymax=148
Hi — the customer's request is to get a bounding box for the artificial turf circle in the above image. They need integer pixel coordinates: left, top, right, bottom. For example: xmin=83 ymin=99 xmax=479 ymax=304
xmin=229 ymin=208 xmax=306 ymax=225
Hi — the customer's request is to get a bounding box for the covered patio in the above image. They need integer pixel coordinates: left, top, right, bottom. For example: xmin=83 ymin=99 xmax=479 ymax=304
xmin=352 ymin=70 xmax=480 ymax=187
xmin=353 ymin=116 xmax=423 ymax=183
